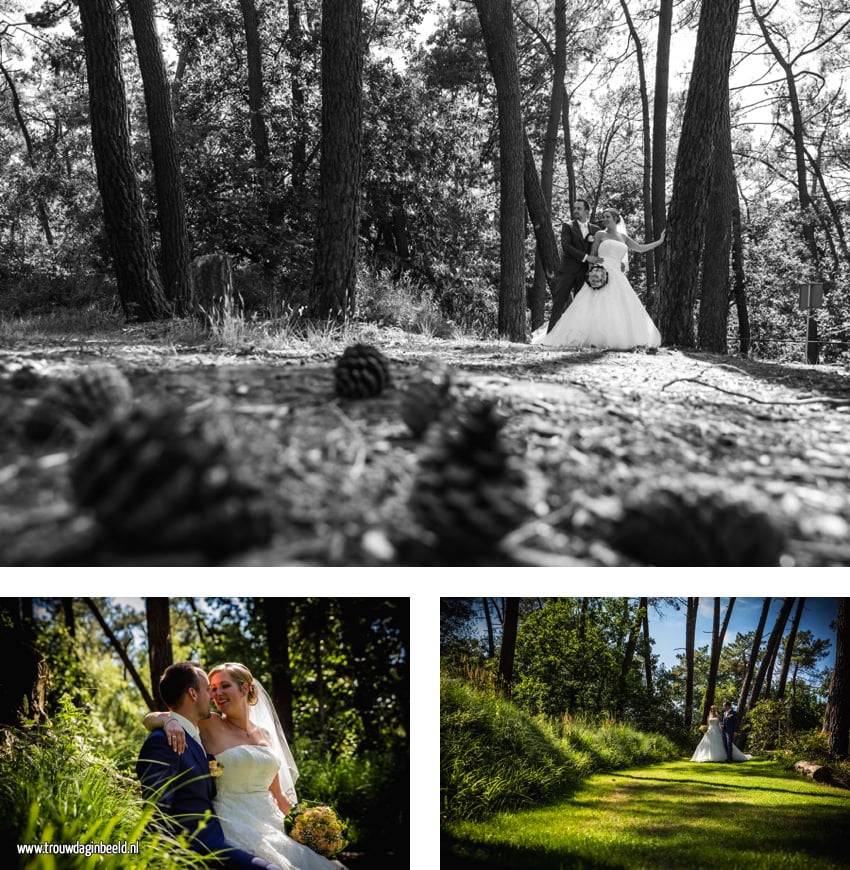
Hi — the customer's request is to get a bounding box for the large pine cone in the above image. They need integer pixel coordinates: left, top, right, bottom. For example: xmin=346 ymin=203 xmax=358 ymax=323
xmin=24 ymin=365 xmax=133 ymax=443
xmin=409 ymin=398 xmax=532 ymax=554
xmin=610 ymin=479 xmax=785 ymax=566
xmin=400 ymin=362 xmax=454 ymax=438
xmin=70 ymin=406 xmax=272 ymax=556
xmin=334 ymin=343 xmax=391 ymax=398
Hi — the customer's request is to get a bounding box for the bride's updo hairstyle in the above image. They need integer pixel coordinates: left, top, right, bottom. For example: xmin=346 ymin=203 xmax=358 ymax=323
xmin=209 ymin=662 xmax=259 ymax=706
xmin=602 ymin=207 xmax=621 ymax=224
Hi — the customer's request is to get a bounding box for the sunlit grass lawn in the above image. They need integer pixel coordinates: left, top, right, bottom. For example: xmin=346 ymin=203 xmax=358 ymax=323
xmin=442 ymin=760 xmax=850 ymax=869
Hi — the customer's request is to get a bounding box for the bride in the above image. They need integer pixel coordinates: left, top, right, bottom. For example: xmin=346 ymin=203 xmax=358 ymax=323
xmin=691 ymin=705 xmax=752 ymax=763
xmin=145 ymin=662 xmax=345 ymax=870
xmin=534 ymin=207 xmax=664 ymax=350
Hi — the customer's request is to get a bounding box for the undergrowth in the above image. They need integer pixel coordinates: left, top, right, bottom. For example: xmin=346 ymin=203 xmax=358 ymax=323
xmin=441 ymin=674 xmax=677 ymax=821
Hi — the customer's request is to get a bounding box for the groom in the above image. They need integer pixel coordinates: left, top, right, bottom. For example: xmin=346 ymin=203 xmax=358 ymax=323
xmin=721 ymin=701 xmax=738 ymax=762
xmin=136 ymin=661 xmax=276 ymax=868
xmin=547 ymin=198 xmax=602 ymax=333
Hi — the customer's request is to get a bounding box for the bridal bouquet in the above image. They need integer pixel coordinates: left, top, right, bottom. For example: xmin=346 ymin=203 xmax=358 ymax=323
xmin=587 ymin=263 xmax=608 ymax=289
xmin=285 ymin=801 xmax=348 ymax=858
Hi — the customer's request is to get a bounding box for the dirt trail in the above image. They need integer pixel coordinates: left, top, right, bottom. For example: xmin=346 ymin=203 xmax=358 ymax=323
xmin=2 ymin=331 xmax=849 ymax=566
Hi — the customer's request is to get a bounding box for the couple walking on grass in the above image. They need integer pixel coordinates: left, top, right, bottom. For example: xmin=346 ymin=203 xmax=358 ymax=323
xmin=691 ymin=701 xmax=753 ymax=764
xmin=533 ymin=198 xmax=666 ymax=351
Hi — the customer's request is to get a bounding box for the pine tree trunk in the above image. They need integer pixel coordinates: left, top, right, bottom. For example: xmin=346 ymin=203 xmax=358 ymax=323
xmin=189 ymin=253 xmax=234 ymax=323
xmin=657 ymin=0 xmax=739 ymax=346
xmin=737 ymin=597 xmax=771 ymax=729
xmin=684 ymin=596 xmax=697 ymax=729
xmin=77 ymin=0 xmax=171 ymax=322
xmin=823 ymin=599 xmax=849 ymax=759
xmin=239 ymin=0 xmax=270 ymax=170
xmin=475 ymin=0 xmax=527 ymax=342
xmin=497 ymin=597 xmax=520 ymax=696
xmin=730 ymin=185 xmax=751 ymax=355
xmin=311 ymin=0 xmax=363 ymax=319
xmin=145 ymin=598 xmax=173 ymax=710
xmin=748 ymin=598 xmax=795 ymax=712
xmin=777 ymin=597 xmax=806 ymax=700
xmin=127 ymin=0 xmax=192 ymax=312
xmin=697 ymin=96 xmax=733 ymax=352
xmin=264 ymin=598 xmax=296 ymax=742
xmin=288 ymin=0 xmax=308 ymax=192
xmin=651 ymin=0 xmax=673 ymax=281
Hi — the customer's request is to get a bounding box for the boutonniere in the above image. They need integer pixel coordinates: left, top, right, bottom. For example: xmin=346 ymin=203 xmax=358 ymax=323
xmin=209 ymin=759 xmax=223 ymax=777
xmin=585 ymin=233 xmax=595 ymax=244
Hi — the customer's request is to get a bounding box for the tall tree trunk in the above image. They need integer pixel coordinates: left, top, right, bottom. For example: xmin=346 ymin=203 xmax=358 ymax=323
xmin=497 ymin=597 xmax=520 ymax=696
xmin=823 ymin=599 xmax=850 ymax=759
xmin=617 ymin=598 xmax=646 ymax=715
xmin=310 ymin=0 xmax=363 ymax=319
xmin=641 ymin=599 xmax=652 ymax=694
xmin=656 ymin=0 xmax=739 ymax=346
xmin=0 ymin=62 xmax=54 ymax=246
xmin=77 ymin=0 xmax=171 ymax=322
xmin=61 ymin=598 xmax=76 ymax=638
xmin=475 ymin=0 xmax=527 ymax=342
xmin=263 ymin=598 xmax=295 ymax=743
xmin=238 ymin=0 xmax=270 ymax=170
xmin=288 ymin=0 xmax=308 ymax=192
xmin=776 ymin=597 xmax=806 ymax=701
xmin=620 ymin=0 xmax=654 ymax=290
xmin=730 ymin=179 xmax=750 ymax=355
xmin=703 ymin=597 xmax=735 ymax=722
xmin=562 ymin=89 xmax=576 ymax=205
xmin=737 ymin=597 xmax=771 ymax=728
xmin=748 ymin=598 xmax=795 ymax=712
xmin=145 ymin=598 xmax=173 ymax=710
xmin=84 ymin=598 xmax=156 ymax=709
xmin=482 ymin=597 xmax=496 ymax=659
xmin=523 ymin=133 xmax=560 ymax=291
xmin=651 ymin=0 xmax=673 ymax=281
xmin=684 ymin=596 xmax=697 ymax=728
xmin=529 ymin=0 xmax=567 ymax=330
xmin=0 ymin=599 xmax=47 ymax=728
xmin=127 ymin=0 xmax=192 ymax=312
xmin=697 ymin=93 xmax=733 ymax=352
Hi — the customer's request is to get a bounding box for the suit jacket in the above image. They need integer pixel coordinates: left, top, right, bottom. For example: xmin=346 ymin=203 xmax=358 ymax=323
xmin=137 ymin=728 xmax=275 ymax=867
xmin=722 ymin=710 xmax=737 ymax=733
xmin=559 ymin=220 xmax=601 ymax=280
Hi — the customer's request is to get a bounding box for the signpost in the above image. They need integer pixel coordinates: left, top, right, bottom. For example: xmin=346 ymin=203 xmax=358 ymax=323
xmin=797 ymin=282 xmax=823 ymax=364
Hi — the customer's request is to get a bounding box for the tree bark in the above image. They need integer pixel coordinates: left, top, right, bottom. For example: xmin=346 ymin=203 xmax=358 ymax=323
xmin=703 ymin=597 xmax=735 ymax=722
xmin=475 ymin=0 xmax=527 ymax=342
xmin=523 ymin=133 xmax=560 ymax=291
xmin=684 ymin=596 xmax=697 ymax=729
xmin=238 ymin=0 xmax=270 ymax=170
xmin=651 ymin=0 xmax=673 ymax=280
xmin=127 ymin=0 xmax=192 ymax=312
xmin=77 ymin=0 xmax=171 ymax=321
xmin=777 ymin=597 xmax=806 ymax=701
xmin=697 ymin=94 xmax=734 ymax=353
xmin=145 ymin=598 xmax=173 ymax=709
xmin=823 ymin=598 xmax=849 ymax=759
xmin=748 ymin=598 xmax=795 ymax=712
xmin=482 ymin=597 xmax=496 ymax=659
xmin=288 ymin=0 xmax=308 ymax=192
xmin=0 ymin=599 xmax=47 ymax=728
xmin=310 ymin=0 xmax=363 ymax=319
xmin=263 ymin=598 xmax=295 ymax=742
xmin=730 ymin=180 xmax=751 ymax=355
xmin=657 ymin=0 xmax=739 ymax=346
xmin=737 ymin=597 xmax=771 ymax=728
xmin=497 ymin=597 xmax=520 ymax=696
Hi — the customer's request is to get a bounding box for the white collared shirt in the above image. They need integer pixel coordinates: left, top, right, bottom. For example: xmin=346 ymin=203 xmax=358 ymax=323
xmin=168 ymin=711 xmax=204 ymax=748
xmin=578 ymin=221 xmax=588 ymax=236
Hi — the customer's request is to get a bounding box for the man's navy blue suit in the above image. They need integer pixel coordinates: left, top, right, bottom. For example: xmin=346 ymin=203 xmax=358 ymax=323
xmin=137 ymin=727 xmax=275 ymax=868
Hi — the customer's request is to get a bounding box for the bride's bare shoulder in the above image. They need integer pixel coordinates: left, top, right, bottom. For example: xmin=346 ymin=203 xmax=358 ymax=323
xmin=199 ymin=712 xmax=226 ymax=732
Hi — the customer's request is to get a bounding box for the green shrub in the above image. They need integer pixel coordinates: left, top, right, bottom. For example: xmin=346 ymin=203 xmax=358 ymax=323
xmin=0 ymin=700 xmax=207 ymax=868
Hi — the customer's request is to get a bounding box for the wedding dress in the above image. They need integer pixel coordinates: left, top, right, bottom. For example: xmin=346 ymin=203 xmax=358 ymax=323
xmin=214 ymin=744 xmax=345 ymax=870
xmin=691 ymin=716 xmax=752 ymax=762
xmin=534 ymin=237 xmax=661 ymax=350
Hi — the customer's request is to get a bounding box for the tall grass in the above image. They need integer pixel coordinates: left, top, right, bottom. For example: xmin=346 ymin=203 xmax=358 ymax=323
xmin=0 ymin=703 xmax=213 ymax=869
xmin=441 ymin=675 xmax=677 ymax=821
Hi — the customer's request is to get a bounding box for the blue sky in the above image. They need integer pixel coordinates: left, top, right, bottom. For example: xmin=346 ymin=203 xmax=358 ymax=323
xmin=648 ymin=597 xmax=838 ymax=671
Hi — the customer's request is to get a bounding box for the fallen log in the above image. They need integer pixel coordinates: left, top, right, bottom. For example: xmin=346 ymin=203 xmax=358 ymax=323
xmin=793 ymin=760 xmax=831 ymax=783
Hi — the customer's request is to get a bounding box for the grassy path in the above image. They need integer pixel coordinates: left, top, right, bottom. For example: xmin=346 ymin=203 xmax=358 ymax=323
xmin=442 ymin=760 xmax=850 ymax=869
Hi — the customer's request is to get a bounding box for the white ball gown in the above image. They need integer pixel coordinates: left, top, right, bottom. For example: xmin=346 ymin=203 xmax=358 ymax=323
xmin=534 ymin=237 xmax=661 ymax=350
xmin=691 ymin=716 xmax=752 ymax=762
xmin=213 ymin=744 xmax=345 ymax=870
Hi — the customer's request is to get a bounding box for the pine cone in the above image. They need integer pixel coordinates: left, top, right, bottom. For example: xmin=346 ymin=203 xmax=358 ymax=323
xmin=24 ymin=365 xmax=133 ymax=443
xmin=334 ymin=343 xmax=391 ymax=398
xmin=610 ymin=480 xmax=785 ymax=567
xmin=70 ymin=406 xmax=272 ymax=557
xmin=400 ymin=362 xmax=454 ymax=437
xmin=409 ymin=398 xmax=532 ymax=554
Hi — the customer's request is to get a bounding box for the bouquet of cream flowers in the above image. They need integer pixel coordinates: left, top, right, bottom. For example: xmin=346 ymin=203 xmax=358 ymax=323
xmin=285 ymin=802 xmax=348 ymax=858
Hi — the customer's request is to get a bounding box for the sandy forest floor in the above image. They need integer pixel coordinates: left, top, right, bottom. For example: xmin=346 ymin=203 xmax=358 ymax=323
xmin=2 ymin=326 xmax=849 ymax=568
